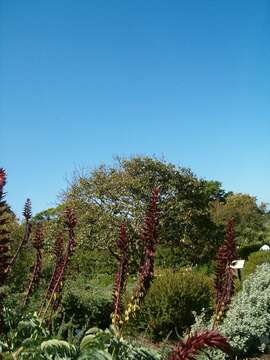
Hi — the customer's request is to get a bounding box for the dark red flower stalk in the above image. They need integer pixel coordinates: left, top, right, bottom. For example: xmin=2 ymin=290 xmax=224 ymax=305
xmin=0 ymin=168 xmax=11 ymax=333
xmin=42 ymin=208 xmax=77 ymax=316
xmin=122 ymin=188 xmax=160 ymax=324
xmin=23 ymin=223 xmax=44 ymax=306
xmin=134 ymin=187 xmax=160 ymax=300
xmin=213 ymin=218 xmax=237 ymax=326
xmin=39 ymin=233 xmax=65 ymax=314
xmin=168 ymin=329 xmax=232 ymax=360
xmin=111 ymin=224 xmax=129 ymax=327
xmin=0 ymin=168 xmax=11 ymax=285
xmin=9 ymin=198 xmax=32 ymax=270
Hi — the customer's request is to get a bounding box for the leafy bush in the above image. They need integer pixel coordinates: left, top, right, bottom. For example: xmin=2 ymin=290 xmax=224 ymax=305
xmin=221 ymin=263 xmax=270 ymax=357
xmin=70 ymin=249 xmax=117 ymax=276
xmin=193 ymin=262 xmax=214 ymax=276
xmin=61 ymin=277 xmax=112 ymax=331
xmin=192 ymin=263 xmax=270 ymax=359
xmin=155 ymin=247 xmax=190 ymax=269
xmin=78 ymin=326 xmax=161 ymax=360
xmin=238 ymin=242 xmax=263 ymax=259
xmin=241 ymin=250 xmax=270 ymax=281
xmin=133 ymin=269 xmax=213 ymax=341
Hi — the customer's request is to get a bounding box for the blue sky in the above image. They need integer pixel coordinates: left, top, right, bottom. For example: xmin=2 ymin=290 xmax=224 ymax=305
xmin=1 ymin=0 xmax=270 ymax=216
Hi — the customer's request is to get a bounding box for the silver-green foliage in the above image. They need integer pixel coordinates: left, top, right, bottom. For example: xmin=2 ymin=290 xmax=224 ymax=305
xmin=192 ymin=263 xmax=270 ymax=359
xmin=220 ymin=263 xmax=270 ymax=356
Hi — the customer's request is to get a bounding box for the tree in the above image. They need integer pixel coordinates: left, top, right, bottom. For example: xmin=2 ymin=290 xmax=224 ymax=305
xmin=210 ymin=193 xmax=267 ymax=245
xmin=62 ymin=157 xmax=221 ymax=265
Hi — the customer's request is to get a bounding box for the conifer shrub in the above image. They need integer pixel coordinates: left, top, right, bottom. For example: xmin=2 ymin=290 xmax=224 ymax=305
xmin=133 ymin=269 xmax=213 ymax=341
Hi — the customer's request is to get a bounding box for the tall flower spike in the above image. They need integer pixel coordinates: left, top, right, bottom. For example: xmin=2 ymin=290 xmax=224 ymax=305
xmin=23 ymin=223 xmax=44 ymax=306
xmin=112 ymin=224 xmax=129 ymax=328
xmin=63 ymin=207 xmax=76 ymax=252
xmin=0 ymin=168 xmax=11 ymax=285
xmin=39 ymin=233 xmax=65 ymax=314
xmin=213 ymin=218 xmax=237 ymax=326
xmin=0 ymin=168 xmax=10 ymax=333
xmin=42 ymin=208 xmax=77 ymax=317
xmin=123 ymin=188 xmax=160 ymax=325
xmin=23 ymin=198 xmax=32 ymax=221
xmin=0 ymin=169 xmax=6 ymax=195
xmin=135 ymin=187 xmax=160 ymax=297
xmin=168 ymin=329 xmax=231 ymax=360
xmin=53 ymin=233 xmax=65 ymax=259
xmin=9 ymin=198 xmax=32 ymax=270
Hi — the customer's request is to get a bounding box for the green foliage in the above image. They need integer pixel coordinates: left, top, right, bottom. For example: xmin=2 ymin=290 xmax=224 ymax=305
xmin=70 ymin=248 xmax=117 ymax=276
xmin=155 ymin=246 xmax=190 ymax=269
xmin=78 ymin=326 xmax=161 ymax=360
xmin=40 ymin=339 xmax=77 ymax=359
xmin=63 ymin=156 xmax=222 ymax=265
xmin=192 ymin=263 xmax=270 ymax=359
xmin=133 ymin=269 xmax=213 ymax=341
xmin=220 ymin=263 xmax=270 ymax=357
xmin=193 ymin=262 xmax=214 ymax=276
xmin=210 ymin=193 xmax=267 ymax=245
xmin=238 ymin=242 xmax=263 ymax=259
xmin=61 ymin=277 xmax=112 ymax=331
xmin=0 ymin=311 xmax=50 ymax=358
xmin=1 ymin=310 xmax=161 ymax=359
xmin=241 ymin=250 xmax=270 ymax=281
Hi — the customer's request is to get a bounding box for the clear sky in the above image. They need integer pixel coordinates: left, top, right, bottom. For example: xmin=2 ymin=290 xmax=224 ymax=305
xmin=1 ymin=0 xmax=270 ymax=217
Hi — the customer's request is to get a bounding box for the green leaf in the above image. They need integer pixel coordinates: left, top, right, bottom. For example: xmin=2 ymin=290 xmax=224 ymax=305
xmin=78 ymin=350 xmax=113 ymax=360
xmin=40 ymin=339 xmax=77 ymax=359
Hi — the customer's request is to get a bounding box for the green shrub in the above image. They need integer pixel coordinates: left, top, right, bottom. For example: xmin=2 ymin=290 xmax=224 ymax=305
xmin=241 ymin=250 xmax=270 ymax=281
xmin=193 ymin=262 xmax=215 ymax=276
xmin=238 ymin=243 xmax=263 ymax=259
xmin=192 ymin=263 xmax=270 ymax=359
xmin=70 ymin=249 xmax=117 ymax=276
xmin=221 ymin=263 xmax=270 ymax=357
xmin=155 ymin=246 xmax=190 ymax=269
xmin=61 ymin=277 xmax=112 ymax=331
xmin=133 ymin=269 xmax=213 ymax=341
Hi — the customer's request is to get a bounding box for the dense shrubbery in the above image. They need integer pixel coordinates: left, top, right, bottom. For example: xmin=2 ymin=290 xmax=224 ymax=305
xmin=192 ymin=263 xmax=270 ymax=359
xmin=133 ymin=269 xmax=213 ymax=341
xmin=241 ymin=250 xmax=270 ymax=281
xmin=238 ymin=242 xmax=264 ymax=259
xmin=61 ymin=277 xmax=112 ymax=330
xmin=220 ymin=263 xmax=270 ymax=357
xmin=1 ymin=160 xmax=270 ymax=359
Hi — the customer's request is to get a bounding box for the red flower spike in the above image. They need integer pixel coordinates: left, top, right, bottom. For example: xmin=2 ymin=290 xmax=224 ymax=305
xmin=168 ymin=329 xmax=232 ymax=360
xmin=39 ymin=233 xmax=65 ymax=314
xmin=41 ymin=208 xmax=77 ymax=316
xmin=134 ymin=187 xmax=160 ymax=300
xmin=112 ymin=224 xmax=129 ymax=325
xmin=214 ymin=218 xmax=237 ymax=325
xmin=23 ymin=223 xmax=44 ymax=306
xmin=0 ymin=168 xmax=10 ymax=285
xmin=9 ymin=199 xmax=32 ymax=270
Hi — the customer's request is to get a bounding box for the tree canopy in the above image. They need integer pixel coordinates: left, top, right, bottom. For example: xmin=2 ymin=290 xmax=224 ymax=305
xmin=61 ymin=157 xmax=224 ymax=264
xmin=210 ymin=193 xmax=267 ymax=245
